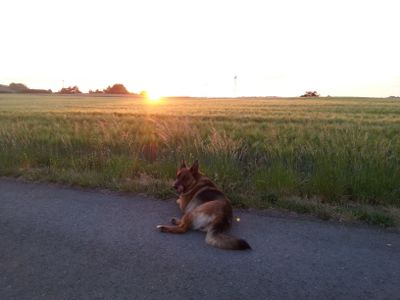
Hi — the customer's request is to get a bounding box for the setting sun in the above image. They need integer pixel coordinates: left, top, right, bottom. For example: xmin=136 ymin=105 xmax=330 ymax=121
xmin=146 ymin=92 xmax=163 ymax=103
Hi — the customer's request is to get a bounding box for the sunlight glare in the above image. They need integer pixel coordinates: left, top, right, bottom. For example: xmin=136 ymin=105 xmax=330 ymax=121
xmin=147 ymin=92 xmax=162 ymax=103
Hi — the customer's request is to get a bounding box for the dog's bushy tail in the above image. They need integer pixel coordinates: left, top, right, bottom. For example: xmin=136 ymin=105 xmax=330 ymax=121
xmin=205 ymin=229 xmax=251 ymax=250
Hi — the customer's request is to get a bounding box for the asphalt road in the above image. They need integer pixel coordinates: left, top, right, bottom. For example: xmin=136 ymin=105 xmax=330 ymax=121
xmin=1 ymin=178 xmax=399 ymax=300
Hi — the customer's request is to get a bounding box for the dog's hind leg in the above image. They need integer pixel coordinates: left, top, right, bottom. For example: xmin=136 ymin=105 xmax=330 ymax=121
xmin=170 ymin=217 xmax=181 ymax=225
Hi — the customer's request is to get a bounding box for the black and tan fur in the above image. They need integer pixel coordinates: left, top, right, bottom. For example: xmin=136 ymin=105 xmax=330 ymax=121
xmin=157 ymin=160 xmax=251 ymax=250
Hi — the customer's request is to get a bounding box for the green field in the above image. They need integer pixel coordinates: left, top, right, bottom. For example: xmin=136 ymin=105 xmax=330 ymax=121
xmin=1 ymin=94 xmax=400 ymax=227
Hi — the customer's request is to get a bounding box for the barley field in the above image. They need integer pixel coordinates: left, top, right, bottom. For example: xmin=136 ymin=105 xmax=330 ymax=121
xmin=1 ymin=94 xmax=400 ymax=227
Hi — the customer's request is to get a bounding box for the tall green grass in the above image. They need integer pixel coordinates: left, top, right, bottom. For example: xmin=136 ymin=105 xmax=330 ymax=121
xmin=1 ymin=94 xmax=399 ymax=226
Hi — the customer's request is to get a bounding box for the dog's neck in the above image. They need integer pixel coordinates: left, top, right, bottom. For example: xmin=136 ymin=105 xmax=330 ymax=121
xmin=178 ymin=174 xmax=216 ymax=211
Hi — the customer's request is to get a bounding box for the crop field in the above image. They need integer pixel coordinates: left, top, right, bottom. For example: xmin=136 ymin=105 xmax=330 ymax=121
xmin=1 ymin=94 xmax=400 ymax=227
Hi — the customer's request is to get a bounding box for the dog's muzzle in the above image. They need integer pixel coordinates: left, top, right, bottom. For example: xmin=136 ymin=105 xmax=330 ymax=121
xmin=173 ymin=184 xmax=184 ymax=194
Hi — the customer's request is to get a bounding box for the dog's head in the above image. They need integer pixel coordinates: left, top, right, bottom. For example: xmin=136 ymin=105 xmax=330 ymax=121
xmin=173 ymin=160 xmax=200 ymax=194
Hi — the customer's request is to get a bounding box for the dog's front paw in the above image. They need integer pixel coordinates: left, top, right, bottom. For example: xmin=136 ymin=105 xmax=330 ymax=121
xmin=156 ymin=225 xmax=167 ymax=232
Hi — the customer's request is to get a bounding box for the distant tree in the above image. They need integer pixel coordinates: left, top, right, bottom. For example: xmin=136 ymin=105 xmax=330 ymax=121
xmin=28 ymin=89 xmax=52 ymax=94
xmin=0 ymin=84 xmax=13 ymax=93
xmin=89 ymin=89 xmax=104 ymax=94
xmin=9 ymin=83 xmax=29 ymax=92
xmin=140 ymin=90 xmax=148 ymax=97
xmin=103 ymin=84 xmax=129 ymax=94
xmin=301 ymin=91 xmax=320 ymax=97
xmin=58 ymin=86 xmax=82 ymax=94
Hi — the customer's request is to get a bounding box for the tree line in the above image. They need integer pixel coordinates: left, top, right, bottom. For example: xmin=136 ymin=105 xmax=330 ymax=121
xmin=0 ymin=83 xmax=52 ymax=94
xmin=0 ymin=83 xmax=140 ymax=95
xmin=59 ymin=83 xmax=133 ymax=95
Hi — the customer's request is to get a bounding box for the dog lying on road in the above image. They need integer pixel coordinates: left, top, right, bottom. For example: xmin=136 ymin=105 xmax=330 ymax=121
xmin=157 ymin=160 xmax=251 ymax=250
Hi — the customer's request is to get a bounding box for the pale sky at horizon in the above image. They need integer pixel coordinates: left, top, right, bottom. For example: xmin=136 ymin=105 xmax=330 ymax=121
xmin=1 ymin=0 xmax=399 ymax=97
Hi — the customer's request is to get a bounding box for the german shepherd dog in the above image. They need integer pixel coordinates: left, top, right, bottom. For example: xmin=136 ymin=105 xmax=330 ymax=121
xmin=157 ymin=160 xmax=251 ymax=250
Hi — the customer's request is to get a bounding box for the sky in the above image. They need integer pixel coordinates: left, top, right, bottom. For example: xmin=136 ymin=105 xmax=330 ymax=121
xmin=1 ymin=0 xmax=399 ymax=97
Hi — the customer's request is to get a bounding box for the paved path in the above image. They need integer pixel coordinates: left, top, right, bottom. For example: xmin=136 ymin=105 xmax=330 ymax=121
xmin=0 ymin=178 xmax=399 ymax=299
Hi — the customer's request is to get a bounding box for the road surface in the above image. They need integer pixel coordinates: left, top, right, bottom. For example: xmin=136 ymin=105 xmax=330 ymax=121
xmin=0 ymin=178 xmax=399 ymax=299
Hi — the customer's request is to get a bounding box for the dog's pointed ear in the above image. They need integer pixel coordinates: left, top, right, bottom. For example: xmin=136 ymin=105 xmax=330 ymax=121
xmin=190 ymin=160 xmax=199 ymax=175
xmin=180 ymin=160 xmax=187 ymax=169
